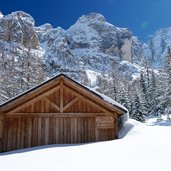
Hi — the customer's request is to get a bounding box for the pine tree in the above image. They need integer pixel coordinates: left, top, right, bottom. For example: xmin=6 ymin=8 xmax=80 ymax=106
xmin=164 ymin=47 xmax=171 ymax=115
xmin=131 ymin=90 xmax=145 ymax=122
xmin=111 ymin=61 xmax=119 ymax=101
xmin=139 ymin=72 xmax=148 ymax=115
xmin=147 ymin=69 xmax=157 ymax=115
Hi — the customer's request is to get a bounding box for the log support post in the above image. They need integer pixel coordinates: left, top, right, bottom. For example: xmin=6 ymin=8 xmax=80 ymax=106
xmin=113 ymin=113 xmax=118 ymax=139
xmin=0 ymin=113 xmax=5 ymax=152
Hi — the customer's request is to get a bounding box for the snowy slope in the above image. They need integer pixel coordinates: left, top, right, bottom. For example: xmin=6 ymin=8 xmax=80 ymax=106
xmin=1 ymin=119 xmax=171 ymax=171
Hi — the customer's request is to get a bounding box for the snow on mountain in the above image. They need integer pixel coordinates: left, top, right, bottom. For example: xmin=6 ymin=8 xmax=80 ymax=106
xmin=1 ymin=119 xmax=171 ymax=171
xmin=36 ymin=12 xmax=140 ymax=86
xmin=0 ymin=10 xmax=171 ymax=109
xmin=0 ymin=11 xmax=3 ymax=19
xmin=131 ymin=36 xmax=144 ymax=64
xmin=143 ymin=26 xmax=171 ymax=68
xmin=0 ymin=11 xmax=45 ymax=103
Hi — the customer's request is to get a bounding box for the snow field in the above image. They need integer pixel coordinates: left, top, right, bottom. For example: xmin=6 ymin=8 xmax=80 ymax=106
xmin=1 ymin=119 xmax=171 ymax=171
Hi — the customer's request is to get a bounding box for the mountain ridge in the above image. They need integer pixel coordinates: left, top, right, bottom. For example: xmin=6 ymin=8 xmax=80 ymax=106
xmin=0 ymin=11 xmax=170 ymax=120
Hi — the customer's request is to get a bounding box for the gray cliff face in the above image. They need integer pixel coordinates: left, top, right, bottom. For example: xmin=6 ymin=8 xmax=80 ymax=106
xmin=0 ymin=11 xmax=170 ymax=104
xmin=143 ymin=27 xmax=171 ymax=68
xmin=0 ymin=11 xmax=39 ymax=48
xmin=0 ymin=11 xmax=45 ymax=103
xmin=67 ymin=13 xmax=133 ymax=61
xmin=131 ymin=36 xmax=144 ymax=64
xmin=36 ymin=12 xmax=136 ymax=81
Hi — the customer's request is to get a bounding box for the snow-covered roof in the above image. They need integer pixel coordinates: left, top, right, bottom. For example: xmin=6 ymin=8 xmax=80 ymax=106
xmin=86 ymin=86 xmax=128 ymax=112
xmin=0 ymin=74 xmax=127 ymax=113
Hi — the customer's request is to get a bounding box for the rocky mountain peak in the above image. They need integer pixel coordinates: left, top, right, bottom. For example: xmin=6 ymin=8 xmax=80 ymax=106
xmin=0 ymin=11 xmax=39 ymax=49
xmin=66 ymin=13 xmax=133 ymax=62
xmin=10 ymin=11 xmax=35 ymax=25
xmin=77 ymin=13 xmax=106 ymax=24
xmin=0 ymin=11 xmax=3 ymax=19
xmin=143 ymin=26 xmax=171 ymax=68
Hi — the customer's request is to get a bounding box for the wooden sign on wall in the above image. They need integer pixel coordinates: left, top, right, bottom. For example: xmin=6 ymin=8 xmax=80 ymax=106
xmin=96 ymin=116 xmax=114 ymax=129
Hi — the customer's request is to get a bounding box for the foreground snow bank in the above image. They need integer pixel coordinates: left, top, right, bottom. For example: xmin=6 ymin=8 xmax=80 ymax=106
xmin=1 ymin=119 xmax=171 ymax=171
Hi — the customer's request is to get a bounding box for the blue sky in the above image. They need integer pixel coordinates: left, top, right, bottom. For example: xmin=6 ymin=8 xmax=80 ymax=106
xmin=1 ymin=0 xmax=171 ymax=41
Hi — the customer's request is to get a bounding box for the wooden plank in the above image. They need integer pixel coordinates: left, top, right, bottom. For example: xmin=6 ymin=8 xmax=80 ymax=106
xmin=21 ymin=117 xmax=26 ymax=149
xmin=84 ymin=118 xmax=88 ymax=143
xmin=41 ymin=117 xmax=45 ymax=145
xmin=0 ymin=114 xmax=4 ymax=152
xmin=77 ymin=117 xmax=85 ymax=143
xmin=38 ymin=117 xmax=42 ymax=146
xmin=44 ymin=97 xmax=49 ymax=113
xmin=45 ymin=118 xmax=49 ymax=145
xmin=63 ymin=78 xmax=124 ymax=114
xmin=11 ymin=117 xmax=17 ymax=151
xmin=0 ymin=115 xmax=3 ymax=151
xmin=66 ymin=118 xmax=71 ymax=143
xmin=55 ymin=118 xmax=60 ymax=144
xmin=80 ymin=117 xmax=84 ymax=143
xmin=17 ymin=117 xmax=21 ymax=149
xmin=28 ymin=117 xmax=32 ymax=147
xmin=63 ymin=86 xmax=111 ymax=113
xmin=63 ymin=97 xmax=79 ymax=112
xmin=44 ymin=97 xmax=60 ymax=111
xmin=77 ymin=118 xmax=81 ymax=143
xmin=49 ymin=117 xmax=55 ymax=144
xmin=63 ymin=118 xmax=67 ymax=144
xmin=7 ymin=118 xmax=13 ymax=151
xmin=41 ymin=99 xmax=45 ymax=113
xmin=89 ymin=118 xmax=95 ymax=142
xmin=7 ymin=113 xmax=112 ymax=117
xmin=74 ymin=117 xmax=77 ymax=143
xmin=113 ymin=114 xmax=118 ymax=139
xmin=60 ymin=81 xmax=64 ymax=113
xmin=59 ymin=118 xmax=63 ymax=143
xmin=1 ymin=80 xmax=60 ymax=113
xmin=35 ymin=117 xmax=38 ymax=146
xmin=109 ymin=129 xmax=115 ymax=140
xmin=2 ymin=117 xmax=7 ymax=152
xmin=24 ymin=117 xmax=29 ymax=148
xmin=7 ymin=86 xmax=60 ymax=113
xmin=71 ymin=118 xmax=78 ymax=144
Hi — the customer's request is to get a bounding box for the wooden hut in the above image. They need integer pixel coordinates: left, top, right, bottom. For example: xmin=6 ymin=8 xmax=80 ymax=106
xmin=0 ymin=74 xmax=127 ymax=152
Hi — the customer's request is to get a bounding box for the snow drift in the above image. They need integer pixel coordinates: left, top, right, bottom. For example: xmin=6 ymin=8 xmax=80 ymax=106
xmin=1 ymin=119 xmax=171 ymax=171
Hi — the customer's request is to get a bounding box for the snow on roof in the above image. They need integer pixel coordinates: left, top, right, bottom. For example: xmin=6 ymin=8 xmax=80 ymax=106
xmin=86 ymin=86 xmax=128 ymax=112
xmin=0 ymin=74 xmax=128 ymax=113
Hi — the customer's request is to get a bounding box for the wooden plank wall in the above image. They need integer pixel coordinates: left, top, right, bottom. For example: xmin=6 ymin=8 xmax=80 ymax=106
xmin=2 ymin=116 xmax=100 ymax=152
xmin=2 ymin=115 xmax=116 ymax=152
xmin=0 ymin=79 xmax=120 ymax=152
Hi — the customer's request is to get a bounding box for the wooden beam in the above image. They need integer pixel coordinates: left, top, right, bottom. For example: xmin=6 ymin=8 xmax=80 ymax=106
xmin=0 ymin=113 xmax=5 ymax=138
xmin=64 ymin=85 xmax=111 ymax=114
xmin=63 ymin=78 xmax=125 ymax=114
xmin=63 ymin=97 xmax=79 ymax=112
xmin=60 ymin=80 xmax=64 ymax=113
xmin=113 ymin=114 xmax=118 ymax=139
xmin=44 ymin=97 xmax=60 ymax=111
xmin=0 ymin=113 xmax=5 ymax=152
xmin=1 ymin=80 xmax=60 ymax=113
xmin=6 ymin=113 xmax=113 ymax=118
xmin=7 ymin=86 xmax=60 ymax=114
